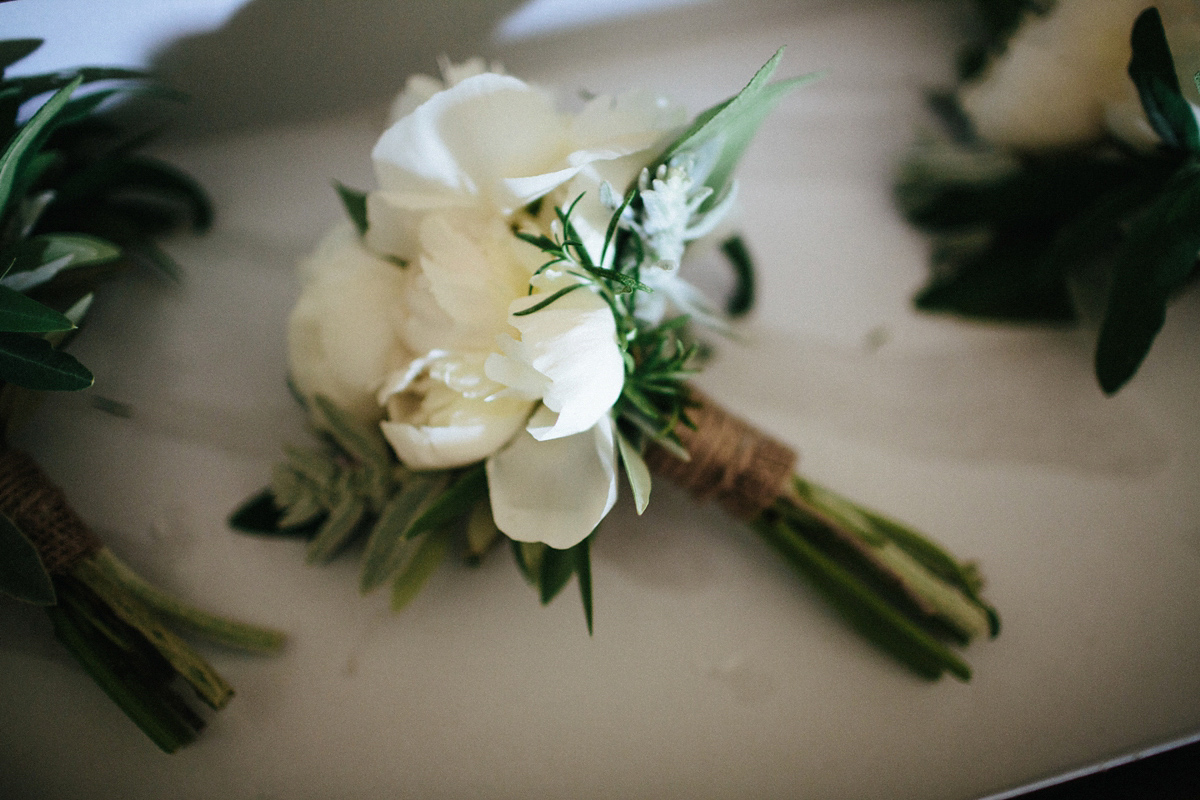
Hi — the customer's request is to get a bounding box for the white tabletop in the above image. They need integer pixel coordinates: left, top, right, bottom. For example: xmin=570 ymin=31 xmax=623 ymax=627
xmin=2 ymin=2 xmax=1199 ymax=798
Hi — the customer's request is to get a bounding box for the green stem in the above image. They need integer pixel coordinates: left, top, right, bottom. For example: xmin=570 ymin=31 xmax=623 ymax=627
xmin=47 ymin=587 xmax=201 ymax=754
xmin=78 ymin=548 xmax=287 ymax=654
xmin=754 ymin=518 xmax=972 ymax=681
xmin=786 ymin=478 xmax=992 ymax=641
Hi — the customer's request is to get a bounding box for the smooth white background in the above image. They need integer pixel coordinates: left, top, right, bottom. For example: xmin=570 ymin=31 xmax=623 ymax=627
xmin=1 ymin=2 xmax=1199 ymax=798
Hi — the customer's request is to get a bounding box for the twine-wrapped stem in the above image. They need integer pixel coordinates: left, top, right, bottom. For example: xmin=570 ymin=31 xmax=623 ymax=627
xmin=641 ymin=387 xmax=997 ymax=681
xmin=643 ymin=388 xmax=796 ymax=521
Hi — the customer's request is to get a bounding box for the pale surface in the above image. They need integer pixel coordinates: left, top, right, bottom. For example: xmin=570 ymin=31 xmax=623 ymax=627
xmin=3 ymin=2 xmax=1200 ymax=799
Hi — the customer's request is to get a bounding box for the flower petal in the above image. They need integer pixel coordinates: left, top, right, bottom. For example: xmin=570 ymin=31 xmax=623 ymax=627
xmin=486 ymin=410 xmax=617 ymax=548
xmin=486 ymin=274 xmax=624 ymax=440
xmin=288 ymin=225 xmax=412 ymax=421
xmin=373 ymin=72 xmax=571 ymax=212
xmin=379 ymin=351 xmax=533 ymax=469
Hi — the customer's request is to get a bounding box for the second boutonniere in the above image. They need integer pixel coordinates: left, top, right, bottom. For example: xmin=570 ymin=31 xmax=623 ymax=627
xmin=897 ymin=2 xmax=1200 ymax=394
xmin=234 ymin=50 xmax=998 ymax=680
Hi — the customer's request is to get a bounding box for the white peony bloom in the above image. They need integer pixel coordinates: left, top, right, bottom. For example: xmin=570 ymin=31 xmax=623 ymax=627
xmin=293 ymin=62 xmax=690 ymax=548
xmin=961 ymin=0 xmax=1200 ymax=149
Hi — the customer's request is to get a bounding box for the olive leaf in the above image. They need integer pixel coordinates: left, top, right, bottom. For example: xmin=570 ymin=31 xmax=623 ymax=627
xmin=1128 ymin=7 xmax=1200 ymax=154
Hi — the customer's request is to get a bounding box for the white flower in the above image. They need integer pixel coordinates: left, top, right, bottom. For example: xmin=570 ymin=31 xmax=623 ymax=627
xmin=961 ymin=0 xmax=1200 ymax=149
xmin=287 ymin=63 xmax=689 ymax=548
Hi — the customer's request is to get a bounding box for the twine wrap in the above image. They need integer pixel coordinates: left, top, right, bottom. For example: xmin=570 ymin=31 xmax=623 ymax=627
xmin=644 ymin=389 xmax=797 ymax=520
xmin=0 ymin=450 xmax=101 ymax=573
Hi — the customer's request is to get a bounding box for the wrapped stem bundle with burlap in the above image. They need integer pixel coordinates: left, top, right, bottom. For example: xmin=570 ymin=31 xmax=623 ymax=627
xmin=647 ymin=390 xmax=997 ymax=681
xmin=0 ymin=449 xmax=285 ymax=753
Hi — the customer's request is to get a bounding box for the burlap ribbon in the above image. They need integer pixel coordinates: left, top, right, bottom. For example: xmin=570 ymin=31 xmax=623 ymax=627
xmin=643 ymin=389 xmax=796 ymax=520
xmin=0 ymin=449 xmax=101 ymax=573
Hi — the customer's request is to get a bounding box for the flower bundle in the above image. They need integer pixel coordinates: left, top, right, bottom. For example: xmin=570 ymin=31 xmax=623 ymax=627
xmin=0 ymin=39 xmax=284 ymax=753
xmin=234 ymin=51 xmax=998 ymax=680
xmin=897 ymin=2 xmax=1200 ymax=393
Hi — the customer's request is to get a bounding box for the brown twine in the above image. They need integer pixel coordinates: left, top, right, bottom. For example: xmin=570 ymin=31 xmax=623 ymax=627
xmin=643 ymin=389 xmax=796 ymax=520
xmin=0 ymin=450 xmax=101 ymax=573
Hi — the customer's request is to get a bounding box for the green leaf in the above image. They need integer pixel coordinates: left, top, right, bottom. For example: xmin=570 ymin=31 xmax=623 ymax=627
xmin=1096 ymin=162 xmax=1200 ymax=393
xmin=720 ymin=234 xmax=755 ymax=317
xmin=0 ymin=331 xmax=93 ymax=390
xmin=656 ymin=49 xmax=818 ymax=209
xmin=0 ymin=511 xmax=55 ymax=604
xmin=464 ymin=499 xmax=499 ymax=563
xmin=512 ymin=283 xmax=586 ymax=316
xmin=512 ymin=540 xmax=544 ymax=584
xmin=616 ymin=428 xmax=651 ymax=515
xmin=1 ymin=234 xmax=122 ymax=292
xmin=572 ymin=535 xmax=594 ymax=635
xmin=0 ymin=284 xmax=75 ymax=332
xmin=390 ymin=528 xmax=450 ymax=612
xmin=358 ymin=472 xmax=448 ymax=592
xmin=403 ymin=463 xmax=487 ymax=540
xmin=305 ymin=494 xmax=367 ymax=564
xmin=0 ymin=75 xmax=81 ymax=222
xmin=229 ymin=488 xmax=321 ymax=538
xmin=1128 ymin=7 xmax=1200 ymax=153
xmin=0 ymin=39 xmax=42 ymax=74
xmin=538 ymin=543 xmax=576 ymax=605
xmin=335 ymin=181 xmax=369 ymax=236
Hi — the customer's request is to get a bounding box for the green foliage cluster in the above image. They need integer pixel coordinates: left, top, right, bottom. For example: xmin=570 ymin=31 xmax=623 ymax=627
xmin=0 ymin=40 xmax=281 ymax=754
xmin=898 ymin=8 xmax=1200 ymax=393
xmin=0 ymin=39 xmax=210 ymax=396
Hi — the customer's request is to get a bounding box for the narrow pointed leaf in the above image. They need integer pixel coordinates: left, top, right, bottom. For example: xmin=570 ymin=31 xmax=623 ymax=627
xmin=1096 ymin=162 xmax=1200 ymax=393
xmin=0 ymin=512 xmax=55 ymax=604
xmin=335 ymin=182 xmax=369 ymax=236
xmin=1128 ymin=7 xmax=1200 ymax=152
xmin=359 ymin=473 xmax=447 ymax=592
xmin=390 ymin=528 xmax=449 ymax=612
xmin=0 ymin=284 xmax=74 ymax=332
xmin=656 ymin=48 xmax=818 ymax=206
xmin=0 ymin=331 xmax=92 ymax=390
xmin=572 ymin=535 xmax=594 ymax=635
xmin=0 ymin=75 xmax=81 ymax=221
xmin=616 ymin=429 xmax=651 ymax=515
xmin=0 ymin=39 xmax=42 ymax=73
xmin=403 ymin=463 xmax=487 ymax=540
xmin=312 ymin=394 xmax=391 ymax=469
xmin=305 ymin=495 xmax=366 ymax=564
xmin=538 ymin=543 xmax=576 ymax=605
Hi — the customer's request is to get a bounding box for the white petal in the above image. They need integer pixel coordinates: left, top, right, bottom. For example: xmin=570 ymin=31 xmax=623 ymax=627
xmin=382 ymin=415 xmax=526 ymax=470
xmin=380 ymin=352 xmax=533 ymax=469
xmin=486 ymin=275 xmax=624 ymax=440
xmin=288 ymin=225 xmax=412 ymax=421
xmin=373 ymin=73 xmax=570 ymax=212
xmin=486 ymin=411 xmax=617 ymax=548
xmin=416 ymin=211 xmax=532 ymax=335
xmin=364 ymin=190 xmax=471 ymax=262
